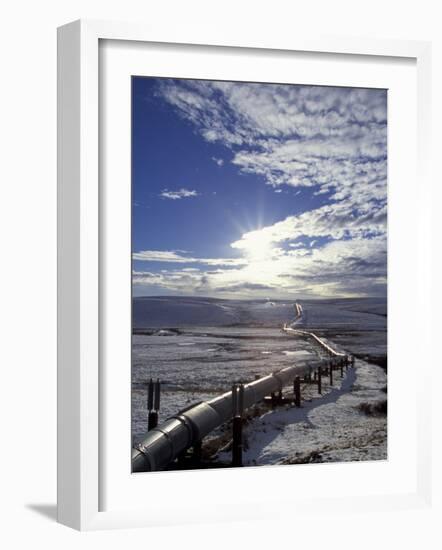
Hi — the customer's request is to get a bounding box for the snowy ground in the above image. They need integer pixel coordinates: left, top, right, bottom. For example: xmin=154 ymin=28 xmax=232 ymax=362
xmin=217 ymin=358 xmax=387 ymax=465
xmin=132 ymin=326 xmax=321 ymax=442
xmin=132 ymin=296 xmax=387 ymax=463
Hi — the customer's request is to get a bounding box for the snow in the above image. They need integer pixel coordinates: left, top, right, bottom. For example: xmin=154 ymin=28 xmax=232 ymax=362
xmin=282 ymin=350 xmax=314 ymax=359
xmin=131 ymin=326 xmax=321 ymax=442
xmin=217 ymin=358 xmax=386 ymax=465
xmin=132 ymin=296 xmax=387 ymax=464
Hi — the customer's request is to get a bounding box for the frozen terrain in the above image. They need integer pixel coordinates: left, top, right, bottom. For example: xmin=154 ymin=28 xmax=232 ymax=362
xmin=132 ymin=296 xmax=387 ymax=464
xmin=132 ymin=326 xmax=322 ymax=442
xmin=218 ymin=358 xmax=387 ymax=465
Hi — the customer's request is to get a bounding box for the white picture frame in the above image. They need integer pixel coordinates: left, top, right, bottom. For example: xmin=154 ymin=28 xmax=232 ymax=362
xmin=57 ymin=19 xmax=432 ymax=531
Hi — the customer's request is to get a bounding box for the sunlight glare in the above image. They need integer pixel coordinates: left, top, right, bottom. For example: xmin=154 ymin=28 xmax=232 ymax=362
xmin=235 ymin=231 xmax=275 ymax=262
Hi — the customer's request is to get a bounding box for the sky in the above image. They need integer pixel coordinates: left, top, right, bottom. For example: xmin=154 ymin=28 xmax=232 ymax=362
xmin=132 ymin=77 xmax=387 ymax=299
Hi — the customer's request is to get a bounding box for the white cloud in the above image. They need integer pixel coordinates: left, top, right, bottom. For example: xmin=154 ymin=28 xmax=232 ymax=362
xmin=132 ymin=249 xmax=247 ymax=267
xmin=139 ymin=79 xmax=388 ymax=298
xmin=133 ymin=234 xmax=387 ymax=299
xmin=133 ymin=250 xmax=192 ymax=262
xmin=160 ymin=188 xmax=199 ymax=200
xmin=156 ymin=79 xmax=387 ymax=209
xmin=230 ymin=200 xmax=386 ymax=253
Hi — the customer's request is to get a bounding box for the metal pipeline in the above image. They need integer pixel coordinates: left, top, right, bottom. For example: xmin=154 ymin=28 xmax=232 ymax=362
xmin=283 ymin=327 xmax=347 ymax=357
xmin=132 ymin=329 xmax=349 ymax=473
xmin=134 ymin=363 xmax=322 ymax=472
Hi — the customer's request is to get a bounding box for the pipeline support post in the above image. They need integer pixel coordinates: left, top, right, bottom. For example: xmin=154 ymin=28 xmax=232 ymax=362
xmin=147 ymin=378 xmax=153 ymax=410
xmin=294 ymin=376 xmax=301 ymax=407
xmin=147 ymin=378 xmax=161 ymax=431
xmin=148 ymin=410 xmax=158 ymax=432
xmin=232 ymin=383 xmax=244 ymax=467
xmin=154 ymin=378 xmax=160 ymax=411
xmin=317 ymin=367 xmax=322 ymax=394
xmin=329 ymin=361 xmax=333 ymax=386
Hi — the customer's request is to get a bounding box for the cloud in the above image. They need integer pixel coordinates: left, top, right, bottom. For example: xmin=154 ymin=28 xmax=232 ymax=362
xmin=133 ymin=250 xmax=192 ymax=262
xmin=139 ymin=79 xmax=387 ymax=298
xmin=133 ymin=233 xmax=387 ymax=299
xmin=132 ymin=249 xmax=247 ymax=267
xmin=160 ymin=188 xmax=199 ymax=200
xmin=215 ymin=282 xmax=275 ymax=293
xmin=156 ymin=80 xmax=387 ymax=218
xmin=230 ymin=201 xmax=386 ymax=254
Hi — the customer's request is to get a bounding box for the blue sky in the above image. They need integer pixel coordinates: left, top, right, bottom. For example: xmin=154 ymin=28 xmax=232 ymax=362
xmin=132 ymin=77 xmax=387 ymax=299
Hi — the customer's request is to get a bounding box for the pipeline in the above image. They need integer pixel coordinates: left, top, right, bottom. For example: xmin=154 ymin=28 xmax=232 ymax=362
xmin=287 ymin=304 xmax=347 ymax=356
xmin=288 ymin=302 xmax=303 ymax=327
xmin=132 ymin=326 xmax=351 ymax=473
xmin=133 ymin=359 xmax=332 ymax=472
xmin=282 ymin=326 xmax=347 ymax=357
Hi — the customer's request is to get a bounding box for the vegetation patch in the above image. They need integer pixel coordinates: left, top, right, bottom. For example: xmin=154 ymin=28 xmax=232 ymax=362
xmin=353 ymin=353 xmax=387 ymax=371
xmin=357 ymin=399 xmax=387 ymax=416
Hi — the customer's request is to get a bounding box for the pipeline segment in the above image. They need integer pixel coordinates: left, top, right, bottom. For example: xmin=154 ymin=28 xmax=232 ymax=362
xmin=133 ymin=363 xmax=312 ymax=472
xmin=132 ymin=327 xmax=350 ymax=472
xmin=282 ymin=326 xmax=347 ymax=357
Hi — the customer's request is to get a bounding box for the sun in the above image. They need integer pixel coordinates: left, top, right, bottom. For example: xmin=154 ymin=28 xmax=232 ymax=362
xmin=239 ymin=232 xmax=275 ymax=262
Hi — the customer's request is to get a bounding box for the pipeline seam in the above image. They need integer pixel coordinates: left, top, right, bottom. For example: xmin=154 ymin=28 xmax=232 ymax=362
xmin=155 ymin=428 xmax=176 ymax=464
xmin=134 ymin=443 xmax=154 ymax=471
xmin=171 ymin=414 xmax=195 ymax=445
